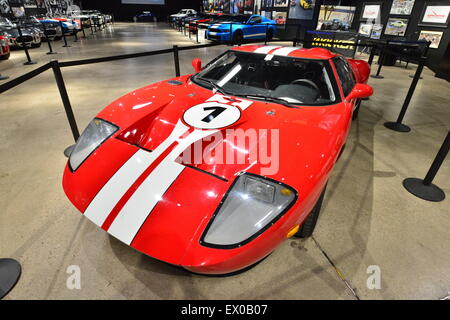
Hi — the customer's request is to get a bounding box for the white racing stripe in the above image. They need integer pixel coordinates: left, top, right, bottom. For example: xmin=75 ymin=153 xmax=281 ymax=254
xmin=243 ymin=33 xmax=267 ymax=38
xmin=107 ymin=128 xmax=218 ymax=245
xmin=254 ymin=46 xmax=281 ymax=54
xmin=83 ymin=120 xmax=189 ymax=227
xmin=271 ymin=47 xmax=298 ymax=56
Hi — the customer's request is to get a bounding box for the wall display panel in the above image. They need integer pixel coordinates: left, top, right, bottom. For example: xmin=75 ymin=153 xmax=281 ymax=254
xmin=418 ymin=30 xmax=443 ymax=48
xmin=121 ymin=0 xmax=165 ymax=4
xmin=384 ymin=17 xmax=409 ymax=36
xmin=317 ymin=6 xmax=356 ymax=31
xmin=273 ymin=0 xmax=288 ymax=8
xmin=370 ymin=24 xmax=383 ymax=39
xmin=36 ymin=0 xmax=45 ymax=8
xmin=12 ymin=6 xmax=25 ymax=16
xmin=358 ymin=23 xmax=373 ymax=36
xmin=288 ymin=0 xmax=315 ymax=20
xmin=254 ymin=0 xmax=261 ymax=14
xmin=390 ymin=0 xmax=415 ymax=15
xmin=361 ymin=3 xmax=381 ymax=20
xmin=419 ymin=4 xmax=450 ymax=27
xmin=273 ymin=11 xmax=286 ymax=24
xmin=230 ymin=0 xmax=244 ymax=14
xmin=244 ymin=0 xmax=254 ymax=12
xmin=263 ymin=0 xmax=272 ymax=7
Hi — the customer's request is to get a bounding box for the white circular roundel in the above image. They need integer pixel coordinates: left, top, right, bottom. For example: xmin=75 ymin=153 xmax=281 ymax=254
xmin=183 ymin=102 xmax=241 ymax=130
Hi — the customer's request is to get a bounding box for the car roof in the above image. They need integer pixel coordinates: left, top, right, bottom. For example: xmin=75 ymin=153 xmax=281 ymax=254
xmin=232 ymin=45 xmax=338 ymax=60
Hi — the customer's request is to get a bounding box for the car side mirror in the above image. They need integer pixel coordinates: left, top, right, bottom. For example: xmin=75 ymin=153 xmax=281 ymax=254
xmin=347 ymin=83 xmax=373 ymax=101
xmin=192 ymin=58 xmax=202 ymax=73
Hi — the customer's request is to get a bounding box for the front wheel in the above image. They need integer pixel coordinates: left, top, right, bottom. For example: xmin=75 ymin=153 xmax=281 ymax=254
xmin=233 ymin=30 xmax=243 ymax=45
xmin=295 ymin=184 xmax=327 ymax=238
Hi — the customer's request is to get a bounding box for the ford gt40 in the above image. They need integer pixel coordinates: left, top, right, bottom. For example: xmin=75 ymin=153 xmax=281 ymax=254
xmin=63 ymin=45 xmax=373 ymax=275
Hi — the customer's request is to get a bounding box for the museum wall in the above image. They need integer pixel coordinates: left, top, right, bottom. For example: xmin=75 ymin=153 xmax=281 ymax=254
xmin=348 ymin=0 xmax=450 ymax=75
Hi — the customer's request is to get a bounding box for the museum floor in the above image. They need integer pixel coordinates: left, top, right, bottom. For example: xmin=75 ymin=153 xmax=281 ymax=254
xmin=0 ymin=22 xmax=449 ymax=300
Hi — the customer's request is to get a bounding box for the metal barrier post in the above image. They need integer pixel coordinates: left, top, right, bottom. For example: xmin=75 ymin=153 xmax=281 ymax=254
xmin=50 ymin=60 xmax=80 ymax=141
xmin=18 ymin=26 xmax=36 ymax=65
xmin=368 ymin=43 xmax=376 ymax=66
xmin=403 ymin=131 xmax=449 ymax=202
xmin=61 ymin=22 xmax=71 ymax=48
xmin=82 ymin=23 xmax=86 ymax=38
xmin=173 ymin=45 xmax=180 ymax=77
xmin=384 ymin=56 xmax=426 ymax=133
xmin=265 ymin=24 xmax=268 ymax=45
xmin=42 ymin=23 xmax=57 ymax=55
xmin=371 ymin=41 xmax=387 ymax=79
xmin=196 ymin=27 xmax=199 ymax=43
xmin=90 ymin=19 xmax=94 ymax=35
xmin=73 ymin=30 xmax=79 ymax=42
xmin=229 ymin=23 xmax=233 ymax=44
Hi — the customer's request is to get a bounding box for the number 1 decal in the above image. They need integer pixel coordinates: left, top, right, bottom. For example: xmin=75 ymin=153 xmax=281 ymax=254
xmin=183 ymin=102 xmax=242 ymax=130
xmin=201 ymin=106 xmax=227 ymax=123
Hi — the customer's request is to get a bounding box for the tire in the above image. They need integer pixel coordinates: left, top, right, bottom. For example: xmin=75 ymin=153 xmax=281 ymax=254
xmin=352 ymin=99 xmax=361 ymax=121
xmin=233 ymin=30 xmax=243 ymax=45
xmin=267 ymin=28 xmax=274 ymax=40
xmin=295 ymin=184 xmax=327 ymax=238
xmin=0 ymin=52 xmax=10 ymax=60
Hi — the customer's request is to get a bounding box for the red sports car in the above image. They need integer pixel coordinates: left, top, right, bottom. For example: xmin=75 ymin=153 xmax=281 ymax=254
xmin=63 ymin=45 xmax=373 ymax=275
xmin=0 ymin=33 xmax=10 ymax=60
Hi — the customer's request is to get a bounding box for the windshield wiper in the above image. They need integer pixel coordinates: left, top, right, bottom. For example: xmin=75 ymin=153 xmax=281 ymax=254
xmin=235 ymin=94 xmax=299 ymax=109
xmin=196 ymin=77 xmax=228 ymax=95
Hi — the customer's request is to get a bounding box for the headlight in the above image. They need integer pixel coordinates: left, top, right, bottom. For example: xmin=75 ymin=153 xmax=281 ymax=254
xmin=69 ymin=118 xmax=118 ymax=171
xmin=201 ymin=173 xmax=297 ymax=248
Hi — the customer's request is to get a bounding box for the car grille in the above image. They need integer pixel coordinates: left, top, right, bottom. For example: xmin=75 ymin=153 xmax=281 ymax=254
xmin=209 ymin=28 xmax=223 ymax=33
xmin=208 ymin=34 xmax=221 ymax=40
xmin=16 ymin=35 xmax=33 ymax=43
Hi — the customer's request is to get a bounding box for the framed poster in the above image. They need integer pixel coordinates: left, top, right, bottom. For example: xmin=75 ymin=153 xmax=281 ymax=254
xmin=273 ymin=0 xmax=288 ymax=8
xmin=317 ymin=6 xmax=356 ymax=31
xmin=263 ymin=0 xmax=273 ymax=7
xmin=12 ymin=6 xmax=25 ymax=17
xmin=419 ymin=4 xmax=450 ymax=27
xmin=418 ymin=30 xmax=443 ymax=48
xmin=390 ymin=0 xmax=415 ymax=15
xmin=361 ymin=3 xmax=381 ymax=20
xmin=273 ymin=11 xmax=286 ymax=24
xmin=385 ymin=18 xmax=409 ymax=36
xmin=358 ymin=23 xmax=373 ymax=37
xmin=370 ymin=24 xmax=383 ymax=39
xmin=289 ymin=0 xmax=315 ymax=20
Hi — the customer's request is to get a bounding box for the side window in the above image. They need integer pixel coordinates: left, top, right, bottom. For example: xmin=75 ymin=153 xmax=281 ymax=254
xmin=333 ymin=57 xmax=356 ymax=97
xmin=249 ymin=16 xmax=262 ymax=24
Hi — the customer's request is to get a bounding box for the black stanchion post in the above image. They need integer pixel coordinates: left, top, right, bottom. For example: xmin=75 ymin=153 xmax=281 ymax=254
xmin=173 ymin=45 xmax=180 ymax=77
xmin=90 ymin=19 xmax=94 ymax=35
xmin=371 ymin=41 xmax=387 ymax=79
xmin=50 ymin=60 xmax=80 ymax=142
xmin=18 ymin=26 xmax=36 ymax=65
xmin=42 ymin=22 xmax=57 ymax=55
xmin=0 ymin=258 xmax=21 ymax=299
xmin=196 ymin=27 xmax=199 ymax=44
xmin=403 ymin=131 xmax=449 ymax=202
xmin=73 ymin=30 xmax=78 ymax=42
xmin=229 ymin=23 xmax=233 ymax=45
xmin=384 ymin=56 xmax=426 ymax=133
xmin=368 ymin=43 xmax=376 ymax=66
xmin=409 ymin=41 xmax=430 ymax=79
xmin=61 ymin=22 xmax=70 ymax=48
xmin=82 ymin=22 xmax=86 ymax=38
xmin=265 ymin=24 xmax=268 ymax=45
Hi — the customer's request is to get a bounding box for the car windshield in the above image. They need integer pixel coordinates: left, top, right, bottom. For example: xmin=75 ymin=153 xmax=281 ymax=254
xmin=226 ymin=15 xmax=250 ymax=23
xmin=192 ymin=50 xmax=339 ymax=106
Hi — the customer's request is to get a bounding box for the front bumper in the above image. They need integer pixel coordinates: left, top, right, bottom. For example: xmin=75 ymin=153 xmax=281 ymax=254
xmin=206 ymin=30 xmax=231 ymax=41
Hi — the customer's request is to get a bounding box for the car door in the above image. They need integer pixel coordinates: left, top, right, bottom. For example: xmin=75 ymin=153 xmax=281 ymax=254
xmin=245 ymin=15 xmax=264 ymax=39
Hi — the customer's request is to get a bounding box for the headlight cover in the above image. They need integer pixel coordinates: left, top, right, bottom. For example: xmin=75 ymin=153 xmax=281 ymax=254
xmin=201 ymin=173 xmax=297 ymax=248
xmin=69 ymin=118 xmax=118 ymax=171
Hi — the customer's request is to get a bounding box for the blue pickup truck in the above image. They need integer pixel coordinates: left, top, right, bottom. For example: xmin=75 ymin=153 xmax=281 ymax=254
xmin=206 ymin=14 xmax=276 ymax=43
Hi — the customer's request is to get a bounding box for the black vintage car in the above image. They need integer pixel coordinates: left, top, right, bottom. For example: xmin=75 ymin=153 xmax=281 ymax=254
xmin=0 ymin=16 xmax=42 ymax=48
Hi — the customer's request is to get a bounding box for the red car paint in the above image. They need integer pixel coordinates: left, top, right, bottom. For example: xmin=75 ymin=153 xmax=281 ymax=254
xmin=63 ymin=46 xmax=372 ymax=275
xmin=0 ymin=34 xmax=10 ymax=60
